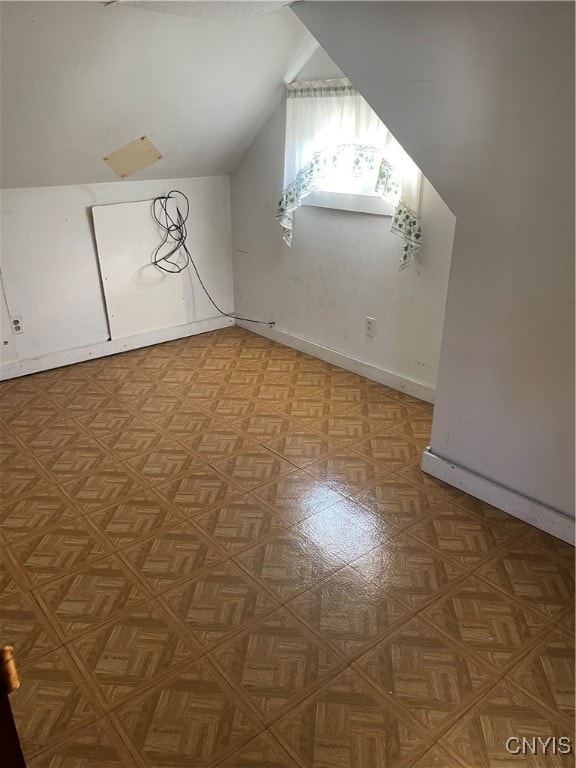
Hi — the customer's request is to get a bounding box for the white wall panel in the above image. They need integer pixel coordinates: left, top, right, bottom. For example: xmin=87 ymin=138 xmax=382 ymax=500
xmin=92 ymin=199 xmax=187 ymax=339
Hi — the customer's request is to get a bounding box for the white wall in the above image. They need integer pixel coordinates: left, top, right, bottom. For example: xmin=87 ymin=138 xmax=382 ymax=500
xmin=0 ymin=271 xmax=18 ymax=365
xmin=231 ymin=95 xmax=455 ymax=399
xmin=0 ymin=176 xmax=233 ymax=371
xmin=294 ymin=2 xmax=575 ymax=520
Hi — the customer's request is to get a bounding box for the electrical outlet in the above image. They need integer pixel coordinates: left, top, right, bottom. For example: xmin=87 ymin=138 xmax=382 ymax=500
xmin=365 ymin=316 xmax=375 ymax=337
xmin=10 ymin=315 xmax=23 ymax=334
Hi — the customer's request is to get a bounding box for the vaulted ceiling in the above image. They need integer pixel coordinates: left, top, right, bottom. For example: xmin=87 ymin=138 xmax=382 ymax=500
xmin=0 ymin=1 xmax=312 ymax=188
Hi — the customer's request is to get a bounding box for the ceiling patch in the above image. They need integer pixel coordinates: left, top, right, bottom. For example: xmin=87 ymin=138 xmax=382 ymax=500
xmin=103 ymin=136 xmax=162 ymax=178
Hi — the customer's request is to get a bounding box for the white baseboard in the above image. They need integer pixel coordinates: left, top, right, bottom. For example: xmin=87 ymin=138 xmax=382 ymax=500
xmin=422 ymin=448 xmax=575 ymax=545
xmin=0 ymin=316 xmax=234 ymax=380
xmin=237 ymin=323 xmax=435 ymax=404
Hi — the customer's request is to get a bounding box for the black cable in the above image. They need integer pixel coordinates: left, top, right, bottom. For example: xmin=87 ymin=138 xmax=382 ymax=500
xmin=151 ymin=190 xmax=274 ymax=327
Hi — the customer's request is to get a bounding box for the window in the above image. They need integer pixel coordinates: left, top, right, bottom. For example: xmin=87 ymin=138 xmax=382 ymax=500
xmin=276 ymin=78 xmax=423 ymax=269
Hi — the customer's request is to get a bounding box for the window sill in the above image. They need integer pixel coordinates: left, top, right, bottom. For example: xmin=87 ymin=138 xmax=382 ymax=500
xmin=302 ymin=190 xmax=395 ymax=217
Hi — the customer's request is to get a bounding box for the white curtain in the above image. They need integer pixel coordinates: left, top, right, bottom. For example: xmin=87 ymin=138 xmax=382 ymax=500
xmin=277 ymin=78 xmax=423 ymax=269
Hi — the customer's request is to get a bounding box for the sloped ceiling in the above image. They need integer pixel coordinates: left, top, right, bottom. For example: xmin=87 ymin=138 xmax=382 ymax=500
xmin=125 ymin=2 xmax=288 ymax=21
xmin=0 ymin=1 xmax=311 ymax=188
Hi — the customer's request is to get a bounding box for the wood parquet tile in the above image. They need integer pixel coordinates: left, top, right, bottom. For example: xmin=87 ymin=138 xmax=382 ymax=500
xmin=349 ymin=433 xmax=423 ymax=470
xmin=0 ymin=448 xmax=46 ymax=483
xmin=265 ymin=427 xmax=341 ymax=468
xmin=312 ymin=412 xmax=386 ymax=444
xmin=273 ymin=394 xmax=346 ymax=424
xmin=216 ymin=367 xmax=280 ymax=388
xmin=272 ymin=667 xmax=433 ymax=768
xmin=37 ymin=445 xmax=118 ymax=482
xmin=119 ymin=393 xmax=190 ymax=422
xmin=1 ymin=486 xmax=79 ymax=543
xmin=68 ymin=603 xmax=203 ymax=709
xmin=0 ymin=465 xmax=52 ymax=501
xmin=559 ymin=606 xmax=574 ymax=634
xmin=348 ymin=398 xmax=423 ymax=427
xmin=506 ymin=626 xmax=575 ymax=719
xmin=91 ymin=375 xmax=160 ymax=401
xmin=98 ymin=426 xmax=181 ymax=460
xmin=153 ymin=466 xmax=243 ymax=515
xmin=161 ymin=559 xmax=279 ymax=652
xmin=232 ymin=527 xmax=348 ymax=603
xmin=154 ymin=407 xmax=222 ymax=437
xmin=421 ymin=575 xmax=553 ymax=671
xmin=439 ymin=680 xmax=574 ymax=767
xmin=407 ymin=505 xmax=517 ymax=568
xmin=0 ymin=432 xmax=30 ymax=465
xmin=477 ymin=542 xmax=575 ymax=620
xmin=34 ymin=554 xmax=151 ymax=641
xmin=2 ymin=326 xmax=574 ymax=766
xmin=354 ymin=617 xmax=495 ymax=736
xmin=9 ymin=420 xmax=90 ymax=456
xmin=388 ymin=411 xmax=433 ymax=447
xmin=5 ymin=519 xmax=112 ymax=588
xmin=347 ymin=476 xmax=446 ymax=531
xmin=241 ymin=384 xmax=304 ymax=407
xmin=276 ymin=370 xmax=336 ymax=390
xmin=209 ymin=608 xmax=345 ymax=723
xmin=85 ymin=492 xmax=182 ymax=550
xmin=230 ymin=411 xmax=295 ymax=441
xmin=181 ymin=425 xmax=259 ymax=462
xmin=216 ymin=732 xmax=299 ymax=767
xmin=349 ymin=532 xmax=466 ymax=610
xmin=0 ymin=586 xmax=62 ymax=665
xmin=305 ymin=447 xmax=392 ymax=495
xmin=0 ymin=379 xmax=45 ymax=410
xmin=193 ymin=495 xmax=294 ymax=554
xmin=250 ymin=470 xmax=344 ymax=522
xmin=213 ymin=447 xmax=297 ymax=490
xmin=205 ymin=393 xmax=264 ymax=420
xmin=125 ymin=446 xmax=209 ymax=486
xmin=294 ymin=498 xmax=394 ymax=564
xmin=522 ymin=527 xmax=576 ymax=569
xmin=74 ymin=406 xmax=151 ymax=437
xmin=2 ymin=402 xmax=68 ymax=432
xmin=59 ymin=392 xmax=121 ymax=417
xmin=453 ymin=495 xmax=533 ymax=536
xmin=112 ymin=658 xmax=263 ymax=768
xmin=172 ymin=379 xmax=232 ymax=403
xmin=26 ymin=717 xmax=132 ymax=768
xmin=60 ymin=461 xmax=149 ymax=513
xmin=144 ymin=364 xmax=213 ymax=388
xmin=407 ymin=744 xmax=468 ymax=767
xmin=119 ymin=522 xmax=224 ymax=594
xmin=11 ymin=646 xmax=105 ymax=759
xmin=286 ymin=564 xmax=412 ymax=661
xmin=395 ymin=459 xmax=468 ymax=502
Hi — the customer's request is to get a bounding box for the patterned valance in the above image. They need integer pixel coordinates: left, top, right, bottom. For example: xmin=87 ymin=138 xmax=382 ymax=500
xmin=277 ymin=142 xmax=422 ymax=269
xmin=286 ymin=78 xmax=357 ymax=99
xmin=280 ymin=79 xmax=423 ymax=269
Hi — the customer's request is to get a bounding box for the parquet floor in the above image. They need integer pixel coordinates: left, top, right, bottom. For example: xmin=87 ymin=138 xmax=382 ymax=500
xmin=1 ymin=326 xmax=574 ymax=767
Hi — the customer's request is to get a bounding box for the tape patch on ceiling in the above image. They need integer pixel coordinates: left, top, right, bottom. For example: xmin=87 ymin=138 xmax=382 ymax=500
xmin=103 ymin=136 xmax=162 ymax=178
